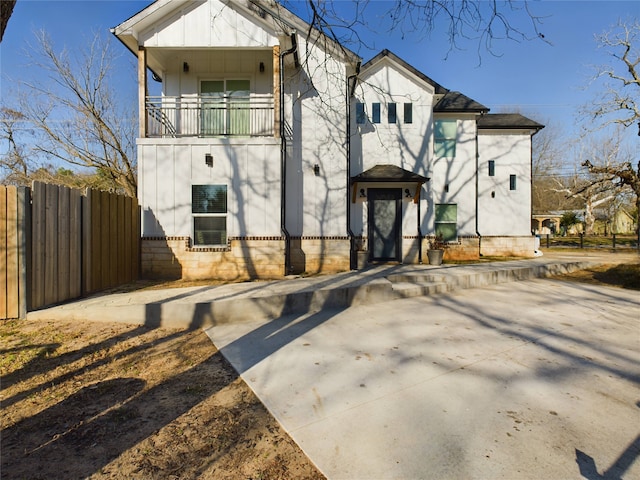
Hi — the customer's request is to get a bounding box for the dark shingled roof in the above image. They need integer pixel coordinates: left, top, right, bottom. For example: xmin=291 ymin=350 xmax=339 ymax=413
xmin=477 ymin=113 xmax=544 ymax=131
xmin=351 ymin=164 xmax=429 ymax=183
xmin=434 ymin=91 xmax=489 ymax=113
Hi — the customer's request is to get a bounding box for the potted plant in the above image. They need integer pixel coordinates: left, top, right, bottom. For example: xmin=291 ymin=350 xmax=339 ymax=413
xmin=427 ymin=234 xmax=448 ymax=265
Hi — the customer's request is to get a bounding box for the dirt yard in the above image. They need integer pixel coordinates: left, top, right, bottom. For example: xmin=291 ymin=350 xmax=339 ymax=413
xmin=1 ymin=260 xmax=638 ymax=479
xmin=1 ymin=320 xmax=324 ymax=479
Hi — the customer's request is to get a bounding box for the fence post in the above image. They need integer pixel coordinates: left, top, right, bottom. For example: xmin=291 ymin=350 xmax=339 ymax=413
xmin=546 ymin=234 xmax=550 ymax=248
xmin=579 ymin=233 xmax=584 ymax=249
xmin=612 ymin=233 xmax=616 ymax=250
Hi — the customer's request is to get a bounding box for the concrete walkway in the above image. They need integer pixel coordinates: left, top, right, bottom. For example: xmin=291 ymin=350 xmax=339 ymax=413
xmin=203 ymin=252 xmax=640 ymax=479
xmin=27 ymin=250 xmax=637 ymax=329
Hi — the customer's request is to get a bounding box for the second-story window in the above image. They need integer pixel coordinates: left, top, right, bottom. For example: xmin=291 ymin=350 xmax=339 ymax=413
xmin=372 ymin=103 xmax=381 ymax=124
xmin=488 ymin=160 xmax=495 ymax=176
xmin=388 ymin=103 xmax=397 ymax=124
xmin=404 ymin=103 xmax=413 ymax=124
xmin=434 ymin=119 xmax=457 ymax=157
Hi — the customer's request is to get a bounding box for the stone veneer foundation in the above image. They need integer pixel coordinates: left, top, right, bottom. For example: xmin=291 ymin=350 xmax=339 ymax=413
xmin=141 ymin=235 xmax=535 ymax=280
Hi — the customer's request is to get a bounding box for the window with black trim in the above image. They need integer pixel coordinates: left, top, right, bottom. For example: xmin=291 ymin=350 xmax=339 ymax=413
xmin=372 ymin=103 xmax=381 ymax=123
xmin=488 ymin=160 xmax=495 ymax=177
xmin=435 ymin=203 xmax=457 ymax=241
xmin=510 ymin=174 xmax=517 ymax=190
xmin=434 ymin=119 xmax=457 ymax=157
xmin=356 ymin=102 xmax=366 ymax=124
xmin=404 ymin=103 xmax=413 ymax=124
xmin=388 ymin=103 xmax=397 ymax=124
xmin=192 ymin=185 xmax=227 ymax=246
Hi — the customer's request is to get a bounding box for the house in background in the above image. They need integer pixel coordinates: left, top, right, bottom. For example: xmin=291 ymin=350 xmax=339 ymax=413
xmin=113 ymin=0 xmax=544 ymax=281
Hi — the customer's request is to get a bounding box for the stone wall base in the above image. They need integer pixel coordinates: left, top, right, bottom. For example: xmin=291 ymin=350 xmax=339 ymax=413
xmin=479 ymin=236 xmax=536 ymax=258
xmin=141 ymin=235 xmax=536 ymax=280
xmin=141 ymin=236 xmax=351 ymax=281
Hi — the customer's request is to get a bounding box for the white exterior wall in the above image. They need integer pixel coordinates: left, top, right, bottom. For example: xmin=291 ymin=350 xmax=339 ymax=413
xmin=138 ymin=138 xmax=281 ymax=238
xmin=428 ymin=115 xmax=478 ymax=236
xmin=134 ymin=0 xmax=284 ymax=242
xmin=477 ymin=130 xmax=533 ymax=236
xmin=284 ymin=35 xmax=350 ymax=237
xmin=351 ymin=61 xmax=434 ymax=239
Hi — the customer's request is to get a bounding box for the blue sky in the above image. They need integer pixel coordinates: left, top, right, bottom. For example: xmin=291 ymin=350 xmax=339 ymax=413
xmin=1 ymin=0 xmax=639 ymax=143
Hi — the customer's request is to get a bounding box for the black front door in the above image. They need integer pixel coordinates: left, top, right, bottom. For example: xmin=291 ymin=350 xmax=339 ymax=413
xmin=368 ymin=188 xmax=402 ymax=261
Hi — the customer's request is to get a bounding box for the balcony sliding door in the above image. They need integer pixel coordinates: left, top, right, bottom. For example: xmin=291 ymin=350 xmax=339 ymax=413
xmin=201 ymin=79 xmax=250 ymax=136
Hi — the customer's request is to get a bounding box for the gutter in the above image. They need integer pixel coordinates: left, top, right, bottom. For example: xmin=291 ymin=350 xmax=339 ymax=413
xmin=346 ymin=62 xmax=361 ymax=270
xmin=280 ymin=33 xmax=297 ymax=275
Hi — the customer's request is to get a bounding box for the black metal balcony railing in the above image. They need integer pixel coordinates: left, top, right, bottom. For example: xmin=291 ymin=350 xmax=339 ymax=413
xmin=146 ymin=95 xmax=275 ymax=138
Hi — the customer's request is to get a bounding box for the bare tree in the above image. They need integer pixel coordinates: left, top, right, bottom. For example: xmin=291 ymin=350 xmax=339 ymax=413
xmin=580 ymin=19 xmax=640 ymax=246
xmin=285 ymin=0 xmax=546 ymax=60
xmin=0 ymin=106 xmax=30 ymax=185
xmin=531 ymin=118 xmax=577 ymax=213
xmin=15 ymin=30 xmax=137 ymax=196
xmin=582 ymin=19 xmax=640 ymax=132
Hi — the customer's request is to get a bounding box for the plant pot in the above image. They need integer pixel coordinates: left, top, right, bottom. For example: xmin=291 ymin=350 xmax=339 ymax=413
xmin=427 ymin=249 xmax=444 ymax=266
xmin=357 ymin=251 xmax=369 ymax=269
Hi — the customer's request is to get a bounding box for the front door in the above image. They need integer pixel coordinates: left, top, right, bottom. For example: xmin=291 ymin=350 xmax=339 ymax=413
xmin=368 ymin=188 xmax=402 ymax=262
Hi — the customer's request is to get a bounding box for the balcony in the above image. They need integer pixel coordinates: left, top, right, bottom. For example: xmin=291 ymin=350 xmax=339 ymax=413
xmin=146 ymin=94 xmax=275 ymax=138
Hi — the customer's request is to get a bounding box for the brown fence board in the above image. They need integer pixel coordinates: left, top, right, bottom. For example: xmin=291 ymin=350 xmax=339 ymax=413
xmin=17 ymin=187 xmax=29 ymax=319
xmin=1 ymin=186 xmax=8 ymax=319
xmin=6 ymin=186 xmax=19 ymax=319
xmin=69 ymin=189 xmax=82 ymax=299
xmin=109 ymin=192 xmax=118 ymax=288
xmin=31 ymin=182 xmax=46 ymax=310
xmin=44 ymin=183 xmax=59 ymax=306
xmin=117 ymin=194 xmax=126 ymax=285
xmin=58 ymin=186 xmax=71 ymax=302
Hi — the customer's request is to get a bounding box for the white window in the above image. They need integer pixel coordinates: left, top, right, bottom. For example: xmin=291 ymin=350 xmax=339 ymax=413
xmin=434 ymin=119 xmax=457 ymax=157
xmin=192 ymin=185 xmax=227 ymax=246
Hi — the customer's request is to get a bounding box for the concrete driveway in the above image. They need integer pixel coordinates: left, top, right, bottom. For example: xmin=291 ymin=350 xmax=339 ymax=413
xmin=205 ymin=277 xmax=640 ymax=479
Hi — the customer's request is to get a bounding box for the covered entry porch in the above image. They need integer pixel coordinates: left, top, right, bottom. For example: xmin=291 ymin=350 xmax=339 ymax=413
xmin=350 ymin=165 xmax=429 ymax=263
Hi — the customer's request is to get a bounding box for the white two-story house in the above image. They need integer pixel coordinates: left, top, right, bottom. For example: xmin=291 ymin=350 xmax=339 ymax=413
xmin=113 ymin=0 xmax=543 ymax=280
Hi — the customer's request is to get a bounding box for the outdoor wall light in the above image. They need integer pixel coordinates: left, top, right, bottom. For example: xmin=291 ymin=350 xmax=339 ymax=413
xmin=183 ymin=62 xmax=189 ymax=73
xmin=259 ymin=61 xmax=265 ymax=73
xmin=404 ymin=188 xmax=411 ymax=198
xmin=359 ymin=188 xmax=366 ymax=198
xmin=205 ymin=153 xmax=213 ymax=167
xmin=313 ymin=164 xmax=320 ymax=176
xmin=491 ymin=191 xmax=495 ymax=198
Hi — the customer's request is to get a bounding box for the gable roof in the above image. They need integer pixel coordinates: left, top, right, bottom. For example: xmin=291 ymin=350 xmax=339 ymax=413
xmin=361 ymin=50 xmax=488 ymax=113
xmin=112 ymin=0 xmax=360 ymax=67
xmin=351 ymin=164 xmax=430 ymax=184
xmin=361 ymin=49 xmax=448 ymax=94
xmin=477 ymin=113 xmax=544 ymax=131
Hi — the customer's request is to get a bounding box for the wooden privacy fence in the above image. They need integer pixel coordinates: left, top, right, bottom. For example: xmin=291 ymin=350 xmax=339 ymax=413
xmin=1 ymin=182 xmax=140 ymax=320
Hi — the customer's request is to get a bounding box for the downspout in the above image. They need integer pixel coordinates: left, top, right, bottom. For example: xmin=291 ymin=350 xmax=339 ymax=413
xmin=280 ymin=34 xmax=297 ymax=275
xmin=346 ymin=62 xmax=361 ymax=270
xmin=475 ymin=116 xmax=482 ymax=257
xmin=417 ymin=187 xmax=422 ymax=263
